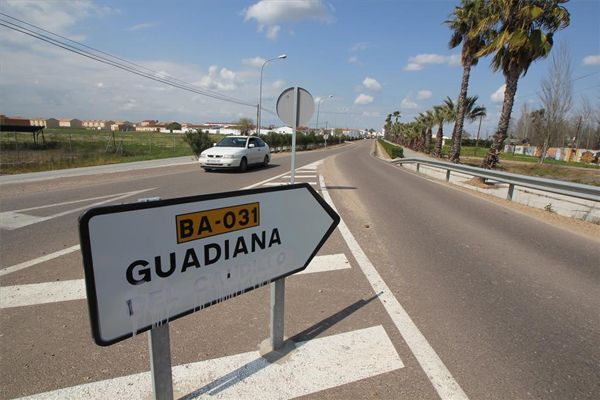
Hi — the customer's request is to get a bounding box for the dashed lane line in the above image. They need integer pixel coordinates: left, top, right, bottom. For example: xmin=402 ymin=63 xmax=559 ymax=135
xmin=18 ymin=325 xmax=403 ymax=400
xmin=1 ymin=254 xmax=350 ymax=308
xmin=319 ymin=175 xmax=469 ymax=400
xmin=0 ymin=245 xmax=81 ymax=277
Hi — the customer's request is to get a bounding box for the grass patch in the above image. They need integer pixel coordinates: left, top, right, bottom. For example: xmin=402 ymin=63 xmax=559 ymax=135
xmin=461 ymin=159 xmax=600 ymax=186
xmin=378 ymin=139 xmax=404 ymax=159
xmin=0 ymin=128 xmax=201 ymax=174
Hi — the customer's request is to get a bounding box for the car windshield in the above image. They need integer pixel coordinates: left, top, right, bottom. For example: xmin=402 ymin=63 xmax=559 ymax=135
xmin=216 ymin=137 xmax=247 ymax=148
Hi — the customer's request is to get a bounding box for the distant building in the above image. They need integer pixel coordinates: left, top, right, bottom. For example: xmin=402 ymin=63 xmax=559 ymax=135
xmin=30 ymin=117 xmax=47 ymax=127
xmin=1 ymin=115 xmax=30 ymax=126
xmin=58 ymin=118 xmax=83 ymax=128
xmin=111 ymin=121 xmax=135 ymax=131
xmin=45 ymin=118 xmax=60 ymax=128
xmin=139 ymin=120 xmax=159 ymax=127
xmin=29 ymin=118 xmax=59 ymax=128
xmin=82 ymin=120 xmax=114 ymax=130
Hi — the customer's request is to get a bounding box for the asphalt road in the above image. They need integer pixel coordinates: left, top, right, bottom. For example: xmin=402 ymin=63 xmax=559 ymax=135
xmin=0 ymin=139 xmax=598 ymax=399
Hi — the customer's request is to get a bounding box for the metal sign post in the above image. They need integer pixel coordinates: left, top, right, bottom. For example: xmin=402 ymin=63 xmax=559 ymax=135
xmin=148 ymin=323 xmax=173 ymax=400
xmin=273 ymin=87 xmax=315 ymax=351
xmin=137 ymin=197 xmax=174 ymax=400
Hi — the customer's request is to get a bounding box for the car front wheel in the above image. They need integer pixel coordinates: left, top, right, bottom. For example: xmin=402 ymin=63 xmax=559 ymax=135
xmin=239 ymin=157 xmax=248 ymax=172
xmin=263 ymin=155 xmax=269 ymax=167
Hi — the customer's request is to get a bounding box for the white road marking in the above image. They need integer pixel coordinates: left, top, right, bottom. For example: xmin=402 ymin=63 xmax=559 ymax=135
xmin=10 ymin=192 xmax=139 ymax=213
xmin=0 ymin=188 xmax=156 ymax=230
xmin=263 ymin=181 xmax=317 ymax=186
xmin=0 ymin=245 xmax=81 ymax=277
xmin=319 ymin=175 xmax=469 ymax=400
xmin=282 ymin=175 xmax=315 ymax=179
xmin=18 ymin=325 xmax=402 ymax=400
xmin=0 ymin=254 xmax=350 ymax=308
xmin=1 ymin=280 xmax=86 ymax=308
xmin=297 ymin=253 xmax=350 ymax=275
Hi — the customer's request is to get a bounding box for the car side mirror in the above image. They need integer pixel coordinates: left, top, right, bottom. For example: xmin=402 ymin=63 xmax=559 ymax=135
xmin=248 ymin=144 xmax=255 ymax=148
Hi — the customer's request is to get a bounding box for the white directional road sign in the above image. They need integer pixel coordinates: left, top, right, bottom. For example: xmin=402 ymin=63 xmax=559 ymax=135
xmin=79 ymin=184 xmax=340 ymax=346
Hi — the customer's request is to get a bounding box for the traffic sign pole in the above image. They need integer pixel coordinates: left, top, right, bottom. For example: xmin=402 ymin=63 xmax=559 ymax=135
xmin=290 ymin=86 xmax=299 ymax=185
xmin=138 ymin=197 xmax=174 ymax=400
xmin=269 ymin=277 xmax=286 ymax=350
xmin=148 ymin=324 xmax=174 ymax=400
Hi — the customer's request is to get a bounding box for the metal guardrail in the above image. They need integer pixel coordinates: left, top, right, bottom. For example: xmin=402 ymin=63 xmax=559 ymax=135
xmin=390 ymin=157 xmax=600 ymax=203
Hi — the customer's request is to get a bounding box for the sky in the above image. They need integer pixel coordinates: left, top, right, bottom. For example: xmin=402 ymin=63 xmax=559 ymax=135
xmin=0 ymin=0 xmax=599 ymax=137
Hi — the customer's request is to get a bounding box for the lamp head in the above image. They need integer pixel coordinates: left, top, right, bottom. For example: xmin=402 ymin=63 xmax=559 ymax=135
xmin=278 ymin=54 xmax=287 ymax=59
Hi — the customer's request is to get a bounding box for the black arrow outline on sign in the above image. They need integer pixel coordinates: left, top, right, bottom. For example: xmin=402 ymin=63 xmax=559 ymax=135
xmin=78 ymin=183 xmax=340 ymax=346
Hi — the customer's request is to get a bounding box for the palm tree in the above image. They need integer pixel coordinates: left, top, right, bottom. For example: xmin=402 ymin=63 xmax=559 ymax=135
xmin=417 ymin=110 xmax=435 ymax=153
xmin=447 ymin=0 xmax=487 ymax=163
xmin=433 ymin=98 xmax=456 ymax=157
xmin=393 ymin=110 xmax=401 ymax=124
xmin=448 ymin=96 xmax=487 ymax=156
xmin=475 ymin=0 xmax=570 ymax=169
xmin=463 ymin=95 xmax=487 ymax=126
xmin=384 ymin=114 xmax=392 ymax=140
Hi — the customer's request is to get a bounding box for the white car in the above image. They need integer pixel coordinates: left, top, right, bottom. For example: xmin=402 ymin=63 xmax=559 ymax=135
xmin=199 ymin=136 xmax=271 ymax=172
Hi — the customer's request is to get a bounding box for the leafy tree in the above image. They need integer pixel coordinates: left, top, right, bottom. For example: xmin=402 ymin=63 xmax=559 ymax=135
xmin=184 ymin=129 xmax=213 ymax=157
xmin=475 ymin=0 xmax=570 ymax=169
xmin=237 ymin=118 xmax=255 ymax=136
xmin=447 ymin=0 xmax=487 ymax=162
xmin=167 ymin=122 xmax=182 ymax=133
xmin=539 ymin=43 xmax=572 ymax=163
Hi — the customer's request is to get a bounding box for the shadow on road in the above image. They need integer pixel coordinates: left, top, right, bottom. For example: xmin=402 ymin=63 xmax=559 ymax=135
xmin=180 ymin=292 xmax=382 ymax=399
xmin=204 ymin=164 xmax=281 ymax=174
xmin=323 ymin=186 xmax=357 ymax=190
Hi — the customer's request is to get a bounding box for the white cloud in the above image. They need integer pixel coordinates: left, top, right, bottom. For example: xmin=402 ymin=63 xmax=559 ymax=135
xmin=491 ymin=84 xmax=506 ymax=103
xmin=416 ymin=90 xmax=432 ymax=100
xmin=242 ymin=56 xmax=266 ymax=67
xmin=196 ymin=65 xmax=240 ymax=91
xmin=128 ymin=22 xmax=158 ymax=31
xmin=401 ymin=97 xmax=418 ymax=109
xmin=348 ymin=55 xmax=359 ymax=64
xmin=272 ymin=79 xmax=286 ymax=90
xmin=0 ymin=0 xmax=112 ymax=35
xmin=362 ymin=77 xmax=381 ymax=91
xmin=403 ymin=53 xmax=460 ymax=71
xmin=362 ymin=111 xmax=381 ymax=117
xmin=404 ymin=63 xmax=423 ymax=71
xmin=582 ymin=55 xmax=600 ymax=66
xmin=447 ymin=54 xmax=461 ymax=66
xmin=266 ymin=25 xmax=281 ymax=40
xmin=96 ymin=82 xmax=104 ymax=88
xmin=351 ymin=42 xmax=368 ymax=52
xmin=244 ymin=0 xmax=332 ymax=39
xmin=354 ymin=94 xmax=374 ymax=105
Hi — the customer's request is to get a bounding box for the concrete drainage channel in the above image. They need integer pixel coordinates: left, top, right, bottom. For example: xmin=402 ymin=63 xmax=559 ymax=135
xmin=374 ymin=142 xmax=600 ymax=224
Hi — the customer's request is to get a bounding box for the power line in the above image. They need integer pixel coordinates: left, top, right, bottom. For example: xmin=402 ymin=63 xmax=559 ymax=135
xmin=0 ymin=14 xmax=276 ymax=112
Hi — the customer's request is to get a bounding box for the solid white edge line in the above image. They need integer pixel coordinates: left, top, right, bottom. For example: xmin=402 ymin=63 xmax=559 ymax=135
xmin=319 ymin=174 xmax=469 ymax=400
xmin=0 ymin=245 xmax=81 ymax=277
xmin=18 ymin=325 xmax=403 ymax=400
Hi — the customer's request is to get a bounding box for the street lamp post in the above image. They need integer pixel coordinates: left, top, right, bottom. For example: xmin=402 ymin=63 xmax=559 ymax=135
xmin=315 ymin=95 xmax=333 ymax=132
xmin=258 ymin=54 xmax=287 ymax=135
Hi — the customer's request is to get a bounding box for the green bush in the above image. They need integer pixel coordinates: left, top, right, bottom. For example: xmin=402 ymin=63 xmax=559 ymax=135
xmin=184 ymin=129 xmax=213 ymax=157
xmin=378 ymin=138 xmax=404 ymax=158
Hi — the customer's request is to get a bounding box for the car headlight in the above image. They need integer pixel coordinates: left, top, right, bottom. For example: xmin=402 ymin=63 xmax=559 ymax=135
xmin=222 ymin=154 xmax=235 ymax=159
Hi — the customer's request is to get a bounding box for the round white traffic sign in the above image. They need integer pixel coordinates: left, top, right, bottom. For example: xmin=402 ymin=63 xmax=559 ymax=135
xmin=276 ymin=87 xmax=315 ymax=127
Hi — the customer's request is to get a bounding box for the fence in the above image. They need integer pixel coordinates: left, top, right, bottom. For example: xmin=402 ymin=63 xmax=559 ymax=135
xmin=391 ymin=158 xmax=600 ymax=202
